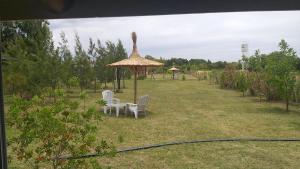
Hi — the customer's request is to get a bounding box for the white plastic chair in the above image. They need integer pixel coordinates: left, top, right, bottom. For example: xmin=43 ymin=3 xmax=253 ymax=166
xmin=102 ymin=90 xmax=120 ymax=115
xmin=127 ymin=95 xmax=149 ymax=119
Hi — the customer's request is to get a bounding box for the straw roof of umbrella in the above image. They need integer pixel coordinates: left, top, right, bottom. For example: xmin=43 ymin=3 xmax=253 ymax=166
xmin=169 ymin=66 xmax=179 ymax=71
xmin=108 ymin=32 xmax=163 ymax=103
xmin=108 ymin=32 xmax=163 ymax=67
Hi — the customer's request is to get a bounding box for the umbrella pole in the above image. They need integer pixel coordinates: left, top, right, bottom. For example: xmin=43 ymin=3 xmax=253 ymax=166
xmin=134 ymin=67 xmax=137 ymax=104
xmin=172 ymin=71 xmax=175 ymax=80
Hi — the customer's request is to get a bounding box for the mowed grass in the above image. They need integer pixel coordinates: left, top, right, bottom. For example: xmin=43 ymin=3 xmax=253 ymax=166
xmin=80 ymin=77 xmax=300 ymax=169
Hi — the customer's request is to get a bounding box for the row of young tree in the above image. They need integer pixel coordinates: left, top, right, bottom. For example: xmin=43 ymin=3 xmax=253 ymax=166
xmin=212 ymin=40 xmax=299 ymax=111
xmin=2 ymin=20 xmax=128 ymax=97
xmin=145 ymin=55 xmax=238 ymax=73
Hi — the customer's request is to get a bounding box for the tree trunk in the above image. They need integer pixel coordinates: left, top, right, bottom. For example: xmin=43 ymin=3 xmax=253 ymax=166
xmin=172 ymin=71 xmax=174 ymax=80
xmin=122 ymin=70 xmax=125 ymax=88
xmin=117 ymin=68 xmax=121 ymax=90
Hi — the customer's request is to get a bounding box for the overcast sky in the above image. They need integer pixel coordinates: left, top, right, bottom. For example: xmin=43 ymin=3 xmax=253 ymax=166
xmin=49 ymin=11 xmax=300 ymax=62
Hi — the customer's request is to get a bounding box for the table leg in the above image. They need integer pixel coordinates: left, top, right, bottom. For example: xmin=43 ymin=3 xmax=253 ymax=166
xmin=116 ymin=107 xmax=119 ymax=117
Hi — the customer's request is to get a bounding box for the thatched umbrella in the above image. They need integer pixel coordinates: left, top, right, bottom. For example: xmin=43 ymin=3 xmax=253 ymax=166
xmin=108 ymin=32 xmax=163 ymax=103
xmin=169 ymin=66 xmax=179 ymax=80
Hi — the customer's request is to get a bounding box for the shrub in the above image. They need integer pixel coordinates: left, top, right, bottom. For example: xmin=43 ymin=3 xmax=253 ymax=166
xmin=137 ymin=75 xmax=146 ymax=80
xmin=293 ymin=76 xmax=300 ymax=103
xmin=236 ymin=71 xmax=248 ymax=96
xmin=182 ymin=74 xmax=186 ymax=81
xmin=219 ymin=64 xmax=238 ymax=89
xmin=7 ymin=89 xmax=115 ymax=169
xmin=67 ymin=76 xmax=80 ymax=88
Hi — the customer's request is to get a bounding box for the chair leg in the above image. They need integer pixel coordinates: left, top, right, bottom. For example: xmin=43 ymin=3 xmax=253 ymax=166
xmin=134 ymin=110 xmax=138 ymax=119
xmin=116 ymin=107 xmax=119 ymax=117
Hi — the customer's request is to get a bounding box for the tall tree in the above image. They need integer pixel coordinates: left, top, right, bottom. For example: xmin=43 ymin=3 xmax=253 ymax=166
xmin=104 ymin=41 xmax=117 ymax=87
xmin=88 ymin=38 xmax=98 ymax=92
xmin=58 ymin=31 xmax=73 ymax=87
xmin=73 ymin=33 xmax=92 ymax=90
xmin=3 ymin=20 xmax=55 ymax=96
xmin=95 ymin=39 xmax=107 ymax=88
xmin=266 ymin=40 xmax=297 ymax=111
xmin=115 ymin=40 xmax=128 ymax=90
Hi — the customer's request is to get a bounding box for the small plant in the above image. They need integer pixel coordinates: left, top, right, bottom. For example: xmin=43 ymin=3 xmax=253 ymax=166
xmin=137 ymin=75 xmax=146 ymax=80
xmin=237 ymin=72 xmax=248 ymax=96
xmin=80 ymin=90 xmax=88 ymax=111
xmin=182 ymin=74 xmax=186 ymax=81
xmin=118 ymin=135 xmax=124 ymax=143
xmin=67 ymin=76 xmax=80 ymax=89
xmin=97 ymin=99 xmax=107 ymax=106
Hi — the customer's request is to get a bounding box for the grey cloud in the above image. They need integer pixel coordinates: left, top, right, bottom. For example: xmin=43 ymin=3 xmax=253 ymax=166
xmin=49 ymin=11 xmax=300 ymax=62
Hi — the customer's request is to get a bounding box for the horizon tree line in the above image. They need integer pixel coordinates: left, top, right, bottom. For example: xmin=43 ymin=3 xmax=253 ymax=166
xmin=1 ymin=20 xmax=128 ymax=97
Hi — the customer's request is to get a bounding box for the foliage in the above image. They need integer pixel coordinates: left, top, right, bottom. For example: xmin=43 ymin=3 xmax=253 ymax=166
xmin=58 ymin=32 xmax=73 ymax=86
xmin=220 ymin=64 xmax=238 ymax=89
xmin=2 ymin=21 xmax=129 ymax=96
xmin=3 ymin=20 xmax=57 ymax=96
xmin=137 ymin=75 xmax=146 ymax=80
xmin=96 ymin=99 xmax=107 ymax=106
xmin=67 ymin=76 xmax=80 ymax=89
xmin=236 ymin=71 xmax=248 ymax=96
xmin=265 ymin=40 xmax=297 ymax=111
xmin=73 ymin=33 xmax=92 ymax=90
xmin=79 ymin=90 xmax=87 ymax=111
xmin=217 ymin=40 xmax=298 ymax=110
xmin=7 ymin=89 xmax=115 ymax=169
xmin=208 ymin=70 xmax=220 ymax=85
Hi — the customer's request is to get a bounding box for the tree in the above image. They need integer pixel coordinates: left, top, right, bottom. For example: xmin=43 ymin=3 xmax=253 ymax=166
xmin=94 ymin=39 xmax=107 ymax=88
xmin=73 ymin=33 xmax=92 ymax=90
xmin=88 ymin=38 xmax=98 ymax=92
xmin=237 ymin=72 xmax=248 ymax=96
xmin=115 ymin=40 xmax=128 ymax=91
xmin=3 ymin=20 xmax=56 ymax=96
xmin=104 ymin=41 xmax=116 ymax=87
xmin=58 ymin=31 xmax=73 ymax=87
xmin=220 ymin=64 xmax=238 ymax=89
xmin=7 ymin=90 xmax=115 ymax=169
xmin=266 ymin=40 xmax=297 ymax=111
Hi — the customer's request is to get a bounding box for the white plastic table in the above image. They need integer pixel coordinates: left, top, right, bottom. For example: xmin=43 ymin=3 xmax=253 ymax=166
xmin=115 ymin=103 xmax=127 ymax=117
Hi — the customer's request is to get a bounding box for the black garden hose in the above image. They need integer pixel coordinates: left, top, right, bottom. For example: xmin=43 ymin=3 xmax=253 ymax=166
xmin=57 ymin=138 xmax=300 ymax=160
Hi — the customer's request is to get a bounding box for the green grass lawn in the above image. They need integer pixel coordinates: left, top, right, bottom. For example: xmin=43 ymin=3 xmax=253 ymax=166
xmin=7 ymin=77 xmax=300 ymax=168
xmin=81 ymin=78 xmax=300 ymax=169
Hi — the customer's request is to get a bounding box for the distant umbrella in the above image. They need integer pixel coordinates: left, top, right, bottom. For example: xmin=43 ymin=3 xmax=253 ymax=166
xmin=169 ymin=65 xmax=179 ymax=80
xmin=108 ymin=32 xmax=163 ymax=103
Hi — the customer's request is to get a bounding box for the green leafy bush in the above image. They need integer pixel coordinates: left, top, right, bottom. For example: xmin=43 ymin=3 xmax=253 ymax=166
xmin=219 ymin=64 xmax=238 ymax=89
xmin=236 ymin=72 xmax=248 ymax=96
xmin=7 ymin=89 xmax=115 ymax=169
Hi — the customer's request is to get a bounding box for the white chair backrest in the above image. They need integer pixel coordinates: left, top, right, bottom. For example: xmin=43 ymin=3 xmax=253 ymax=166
xmin=102 ymin=90 xmax=113 ymax=105
xmin=137 ymin=95 xmax=149 ymax=111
